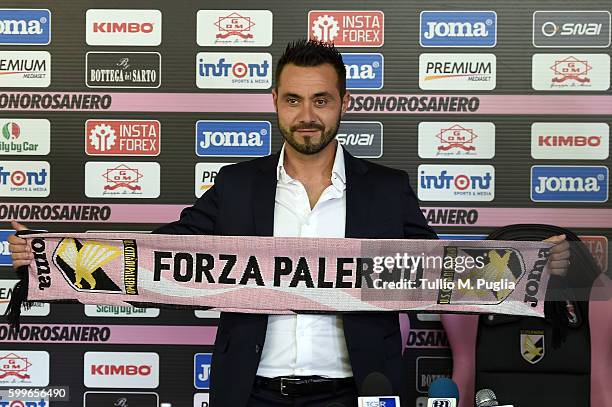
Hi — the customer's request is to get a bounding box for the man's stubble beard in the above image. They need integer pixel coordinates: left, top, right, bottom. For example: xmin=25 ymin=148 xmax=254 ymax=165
xmin=278 ymin=113 xmax=342 ymax=155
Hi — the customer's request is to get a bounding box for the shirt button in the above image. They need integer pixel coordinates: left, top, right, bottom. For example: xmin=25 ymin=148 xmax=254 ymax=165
xmin=255 ymin=344 xmax=261 ymax=354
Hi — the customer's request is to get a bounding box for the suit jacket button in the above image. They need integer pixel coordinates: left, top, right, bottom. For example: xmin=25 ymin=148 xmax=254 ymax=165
xmin=255 ymin=344 xmax=261 ymax=354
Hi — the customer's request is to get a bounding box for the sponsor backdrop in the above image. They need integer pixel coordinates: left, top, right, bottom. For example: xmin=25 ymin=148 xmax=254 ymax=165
xmin=0 ymin=1 xmax=610 ymax=406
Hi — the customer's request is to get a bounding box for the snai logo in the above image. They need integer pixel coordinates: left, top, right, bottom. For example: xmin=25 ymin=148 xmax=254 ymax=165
xmin=335 ymin=121 xmax=383 ymax=158
xmin=533 ymin=11 xmax=611 ymax=48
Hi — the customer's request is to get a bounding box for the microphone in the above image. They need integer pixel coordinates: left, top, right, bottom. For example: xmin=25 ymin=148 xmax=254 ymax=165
xmin=427 ymin=377 xmax=458 ymax=407
xmin=475 ymin=389 xmax=514 ymax=407
xmin=358 ymin=372 xmax=400 ymax=407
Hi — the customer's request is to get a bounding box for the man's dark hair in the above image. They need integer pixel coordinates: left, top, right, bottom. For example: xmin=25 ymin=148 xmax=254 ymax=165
xmin=275 ymin=39 xmax=346 ymax=97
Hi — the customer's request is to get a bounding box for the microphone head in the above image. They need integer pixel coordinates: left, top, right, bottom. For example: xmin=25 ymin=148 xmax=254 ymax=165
xmin=475 ymin=389 xmax=499 ymax=407
xmin=428 ymin=378 xmax=459 ymax=400
xmin=360 ymin=372 xmax=393 ymax=396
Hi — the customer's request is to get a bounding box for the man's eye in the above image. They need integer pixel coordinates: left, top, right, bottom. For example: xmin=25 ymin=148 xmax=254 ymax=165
xmin=315 ymin=99 xmax=327 ymax=106
xmin=287 ymin=98 xmax=299 ymax=104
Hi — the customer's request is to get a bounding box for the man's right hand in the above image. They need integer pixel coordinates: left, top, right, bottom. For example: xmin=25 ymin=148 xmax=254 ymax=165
xmin=8 ymin=220 xmax=32 ymax=270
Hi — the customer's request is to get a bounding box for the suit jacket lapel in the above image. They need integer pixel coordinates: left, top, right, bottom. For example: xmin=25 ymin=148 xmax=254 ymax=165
xmin=342 ymin=150 xmax=377 ymax=353
xmin=253 ymin=152 xmax=279 ymax=237
xmin=343 ymin=149 xmax=370 ymax=238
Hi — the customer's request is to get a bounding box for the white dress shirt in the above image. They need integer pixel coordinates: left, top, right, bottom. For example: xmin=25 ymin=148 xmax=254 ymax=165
xmin=255 ymin=142 xmax=353 ymax=378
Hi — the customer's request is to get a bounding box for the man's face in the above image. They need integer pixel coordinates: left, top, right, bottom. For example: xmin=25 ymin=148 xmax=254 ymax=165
xmin=273 ymin=63 xmax=350 ymax=155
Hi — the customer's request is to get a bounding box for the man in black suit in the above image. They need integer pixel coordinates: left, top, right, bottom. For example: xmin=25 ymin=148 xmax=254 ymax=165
xmin=154 ymin=40 xmax=437 ymax=406
xmin=9 ymin=40 xmax=570 ymax=407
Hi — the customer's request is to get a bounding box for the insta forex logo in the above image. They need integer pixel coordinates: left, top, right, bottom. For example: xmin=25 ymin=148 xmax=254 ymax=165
xmin=308 ymin=11 xmax=384 ymax=47
xmin=86 ymin=120 xmax=160 ymax=156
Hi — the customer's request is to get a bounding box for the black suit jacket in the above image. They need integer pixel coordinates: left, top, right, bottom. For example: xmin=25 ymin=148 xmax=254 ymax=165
xmin=154 ymin=149 xmax=437 ymax=407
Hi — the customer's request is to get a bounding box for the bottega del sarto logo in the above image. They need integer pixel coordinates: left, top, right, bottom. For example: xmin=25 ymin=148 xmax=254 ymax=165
xmin=84 ymin=352 xmax=159 ymax=388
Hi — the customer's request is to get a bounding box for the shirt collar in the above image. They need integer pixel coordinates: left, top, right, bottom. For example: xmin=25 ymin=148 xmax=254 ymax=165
xmin=276 ymin=142 xmax=346 ymax=190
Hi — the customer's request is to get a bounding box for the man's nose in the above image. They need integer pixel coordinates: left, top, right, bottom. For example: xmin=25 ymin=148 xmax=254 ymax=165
xmin=296 ymin=101 xmax=317 ymax=124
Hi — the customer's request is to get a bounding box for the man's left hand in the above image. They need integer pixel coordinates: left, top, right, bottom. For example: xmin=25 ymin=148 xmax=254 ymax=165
xmin=544 ymin=234 xmax=571 ymax=277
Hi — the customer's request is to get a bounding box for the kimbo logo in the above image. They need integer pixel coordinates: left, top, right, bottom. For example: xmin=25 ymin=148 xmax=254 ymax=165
xmin=84 ymin=352 xmax=159 ymax=388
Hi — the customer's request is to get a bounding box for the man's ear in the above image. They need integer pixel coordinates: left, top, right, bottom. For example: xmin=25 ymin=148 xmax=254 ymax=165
xmin=272 ymin=88 xmax=278 ymax=112
xmin=341 ymin=90 xmax=351 ymax=115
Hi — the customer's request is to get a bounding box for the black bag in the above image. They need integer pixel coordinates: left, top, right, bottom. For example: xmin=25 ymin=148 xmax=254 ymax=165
xmin=475 ymin=224 xmax=600 ymax=407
